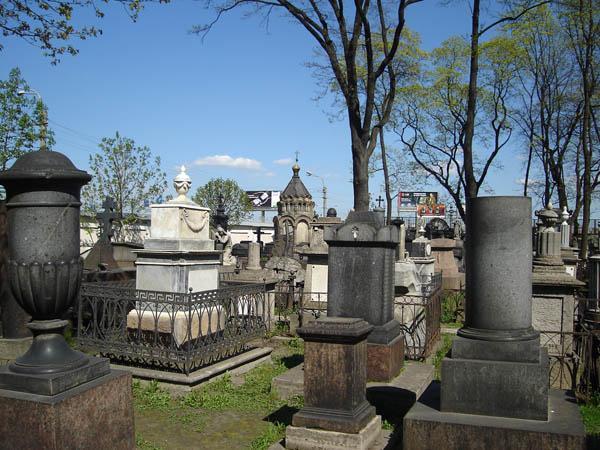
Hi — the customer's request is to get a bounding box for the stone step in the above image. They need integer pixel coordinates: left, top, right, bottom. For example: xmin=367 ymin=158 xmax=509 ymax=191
xmin=272 ymin=361 xmax=434 ymax=403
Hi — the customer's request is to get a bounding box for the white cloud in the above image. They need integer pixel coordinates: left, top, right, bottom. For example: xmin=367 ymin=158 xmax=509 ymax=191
xmin=264 ymin=171 xmax=276 ymax=177
xmin=273 ymin=158 xmax=293 ymax=166
xmin=194 ymin=155 xmax=262 ymax=171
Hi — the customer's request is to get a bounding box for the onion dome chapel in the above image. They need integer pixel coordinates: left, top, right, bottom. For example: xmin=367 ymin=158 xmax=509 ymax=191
xmin=273 ymin=160 xmax=315 ymax=251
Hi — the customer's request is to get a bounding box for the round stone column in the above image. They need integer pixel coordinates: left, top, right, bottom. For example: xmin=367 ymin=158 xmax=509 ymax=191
xmin=459 ymin=196 xmax=537 ymax=341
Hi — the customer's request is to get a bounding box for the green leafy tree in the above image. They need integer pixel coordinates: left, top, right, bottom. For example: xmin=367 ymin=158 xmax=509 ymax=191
xmin=196 ymin=0 xmax=422 ymax=211
xmin=0 ymin=1 xmax=161 ymax=63
xmin=82 ymin=132 xmax=167 ymax=219
xmin=192 ymin=178 xmax=252 ymax=226
xmin=0 ymin=67 xmax=55 ymax=170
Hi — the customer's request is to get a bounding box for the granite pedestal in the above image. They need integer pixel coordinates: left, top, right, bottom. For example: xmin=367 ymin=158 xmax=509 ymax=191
xmin=404 ymin=383 xmax=585 ymax=450
xmin=0 ymin=370 xmax=135 ymax=450
xmin=287 ymin=317 xmax=382 ymax=449
xmin=325 ymin=211 xmax=403 ymax=381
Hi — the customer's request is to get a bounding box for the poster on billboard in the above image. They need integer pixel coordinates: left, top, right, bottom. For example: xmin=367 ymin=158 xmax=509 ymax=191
xmin=246 ymin=191 xmax=281 ymax=210
xmin=417 ymin=203 xmax=446 ymax=217
xmin=398 ymin=191 xmax=438 ymax=210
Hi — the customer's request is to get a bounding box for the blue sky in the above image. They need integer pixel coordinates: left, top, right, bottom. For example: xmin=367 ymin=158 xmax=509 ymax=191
xmin=1 ymin=1 xmax=532 ymax=218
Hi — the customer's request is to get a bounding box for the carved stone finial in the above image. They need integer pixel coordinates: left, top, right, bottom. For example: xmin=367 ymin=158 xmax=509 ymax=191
xmin=536 ymin=203 xmax=559 ymax=230
xmin=561 ymin=206 xmax=570 ymax=224
xmin=173 ymin=165 xmax=192 ymax=202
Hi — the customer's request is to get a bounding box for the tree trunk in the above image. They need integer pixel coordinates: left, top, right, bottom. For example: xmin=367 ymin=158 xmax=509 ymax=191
xmin=351 ymin=133 xmax=370 ymax=211
xmin=380 ymin=131 xmax=393 ymax=223
xmin=463 ymin=0 xmax=481 ymax=204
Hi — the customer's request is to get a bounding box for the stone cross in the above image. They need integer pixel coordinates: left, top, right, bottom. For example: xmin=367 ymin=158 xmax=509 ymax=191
xmin=96 ymin=196 xmax=118 ymax=242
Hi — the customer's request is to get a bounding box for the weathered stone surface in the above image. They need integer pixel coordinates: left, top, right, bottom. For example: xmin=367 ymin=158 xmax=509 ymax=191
xmin=286 ymin=415 xmax=382 ymax=450
xmin=0 ymin=356 xmax=110 ymax=396
xmin=326 ymin=211 xmax=401 ymax=346
xmin=294 ymin=317 xmax=376 ymax=434
xmin=0 ymin=370 xmax=135 ymax=450
xmin=0 ymin=337 xmax=32 ymax=364
xmin=441 ymin=348 xmax=549 ymax=420
xmin=451 ymin=335 xmax=540 ymax=363
xmin=366 ymin=334 xmax=404 ymax=382
xmin=246 ymin=242 xmax=262 ymax=270
xmin=404 ymin=383 xmax=585 ymax=450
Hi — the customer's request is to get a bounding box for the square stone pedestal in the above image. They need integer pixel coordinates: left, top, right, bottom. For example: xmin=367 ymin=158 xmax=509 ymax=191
xmin=367 ymin=334 xmax=404 ymax=382
xmin=286 ymin=414 xmax=382 ymax=450
xmin=0 ymin=370 xmax=135 ymax=450
xmin=404 ymin=383 xmax=585 ymax=450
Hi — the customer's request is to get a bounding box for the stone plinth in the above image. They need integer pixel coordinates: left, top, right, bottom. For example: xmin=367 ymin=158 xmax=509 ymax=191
xmin=431 ymin=238 xmax=464 ymax=290
xmin=298 ymin=246 xmax=329 ymax=304
xmin=246 ymin=242 xmax=261 ymax=270
xmin=287 ymin=317 xmax=381 ymax=450
xmin=149 ymin=201 xmax=210 ymax=242
xmin=0 ymin=370 xmax=135 ymax=450
xmin=325 ymin=211 xmax=403 ymax=381
xmin=135 ymin=249 xmax=221 ymax=293
xmin=404 ymin=384 xmax=585 ymax=450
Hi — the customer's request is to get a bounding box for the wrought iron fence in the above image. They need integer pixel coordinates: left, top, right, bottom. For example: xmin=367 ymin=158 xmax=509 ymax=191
xmin=538 ymin=297 xmax=600 ymax=397
xmin=77 ymin=281 xmax=270 ymax=374
xmin=395 ymin=273 xmax=443 ymax=360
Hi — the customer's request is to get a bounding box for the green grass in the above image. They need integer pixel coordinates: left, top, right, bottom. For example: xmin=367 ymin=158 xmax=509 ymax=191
xmin=382 ymin=419 xmax=394 ymax=431
xmin=432 ymin=333 xmax=454 ymax=380
xmin=135 ymin=433 xmax=164 ymax=450
xmin=441 ymin=291 xmax=464 ymax=324
xmin=580 ymin=393 xmax=600 ymax=436
xmin=132 ymin=380 xmax=172 ymax=411
xmin=249 ymin=422 xmax=287 ymax=450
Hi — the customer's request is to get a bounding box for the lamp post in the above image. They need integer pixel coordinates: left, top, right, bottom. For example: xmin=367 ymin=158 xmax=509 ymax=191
xmin=17 ymin=89 xmax=47 ymax=151
xmin=306 ymin=171 xmax=327 ymax=217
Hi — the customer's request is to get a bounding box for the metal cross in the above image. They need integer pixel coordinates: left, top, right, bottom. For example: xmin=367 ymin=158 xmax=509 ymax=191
xmin=376 ymin=195 xmax=384 ymax=208
xmin=253 ymin=226 xmax=264 ymax=244
xmin=96 ymin=196 xmax=118 ymax=242
xmin=295 ymin=150 xmax=300 ymax=162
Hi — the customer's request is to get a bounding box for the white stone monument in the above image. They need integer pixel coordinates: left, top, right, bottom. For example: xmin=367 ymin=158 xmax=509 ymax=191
xmin=127 ymin=166 xmax=223 ymax=344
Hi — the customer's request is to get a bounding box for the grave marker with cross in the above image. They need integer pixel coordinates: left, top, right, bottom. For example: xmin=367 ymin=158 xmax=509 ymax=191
xmin=96 ymin=196 xmax=118 ymax=242
xmin=376 ymin=195 xmax=384 ymax=208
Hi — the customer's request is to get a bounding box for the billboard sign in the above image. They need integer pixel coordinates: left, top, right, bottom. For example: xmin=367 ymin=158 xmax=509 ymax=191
xmin=246 ymin=191 xmax=280 ymax=210
xmin=398 ymin=191 xmax=438 ymax=210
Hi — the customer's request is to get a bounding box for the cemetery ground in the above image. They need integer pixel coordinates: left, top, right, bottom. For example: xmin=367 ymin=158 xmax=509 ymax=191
xmin=132 ymin=336 xmax=306 ymax=450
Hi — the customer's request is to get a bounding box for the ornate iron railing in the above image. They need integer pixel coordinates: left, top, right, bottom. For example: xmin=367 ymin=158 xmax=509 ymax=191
xmin=77 ymin=281 xmax=270 ymax=374
xmin=537 ymin=297 xmax=600 ymax=396
xmin=395 ymin=272 xmax=443 ymax=360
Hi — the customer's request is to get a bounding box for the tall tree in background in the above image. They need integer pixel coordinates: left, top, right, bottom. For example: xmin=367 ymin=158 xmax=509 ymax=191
xmin=82 ymin=132 xmax=167 ymax=219
xmin=193 ymin=178 xmax=252 ymax=226
xmin=395 ymin=35 xmax=516 ymax=220
xmin=0 ymin=67 xmax=55 ymax=170
xmin=197 ymin=0 xmax=422 ymax=211
xmin=0 ymin=0 xmax=163 ymax=63
xmin=560 ymin=0 xmax=599 ymax=260
xmin=508 ymin=5 xmax=581 ymax=209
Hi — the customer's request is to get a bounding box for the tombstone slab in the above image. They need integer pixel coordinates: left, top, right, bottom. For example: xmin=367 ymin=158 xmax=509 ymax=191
xmin=325 ymin=211 xmax=403 ymax=381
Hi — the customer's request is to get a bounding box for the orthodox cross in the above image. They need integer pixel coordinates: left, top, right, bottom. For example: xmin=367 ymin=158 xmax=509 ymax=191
xmin=295 ymin=150 xmax=300 ymax=162
xmin=96 ymin=196 xmax=118 ymax=242
xmin=376 ymin=195 xmax=384 ymax=208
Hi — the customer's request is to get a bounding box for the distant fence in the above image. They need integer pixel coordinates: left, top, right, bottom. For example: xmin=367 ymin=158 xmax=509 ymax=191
xmin=395 ymin=273 xmax=443 ymax=360
xmin=77 ymin=281 xmax=271 ymax=374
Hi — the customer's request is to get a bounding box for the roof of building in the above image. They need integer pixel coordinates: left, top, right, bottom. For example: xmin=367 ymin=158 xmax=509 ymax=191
xmin=281 ymin=162 xmax=312 ymax=200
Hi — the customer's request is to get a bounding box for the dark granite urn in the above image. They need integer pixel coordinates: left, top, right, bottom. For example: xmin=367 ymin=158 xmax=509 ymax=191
xmin=0 ymin=150 xmax=92 ymax=376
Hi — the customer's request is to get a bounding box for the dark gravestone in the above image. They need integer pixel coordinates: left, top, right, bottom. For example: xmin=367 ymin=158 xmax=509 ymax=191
xmin=84 ymin=196 xmax=119 ymax=271
xmin=325 ymin=211 xmax=403 ymax=381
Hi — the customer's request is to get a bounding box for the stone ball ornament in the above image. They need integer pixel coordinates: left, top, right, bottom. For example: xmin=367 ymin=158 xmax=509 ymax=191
xmin=0 ymin=149 xmax=92 ymax=374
